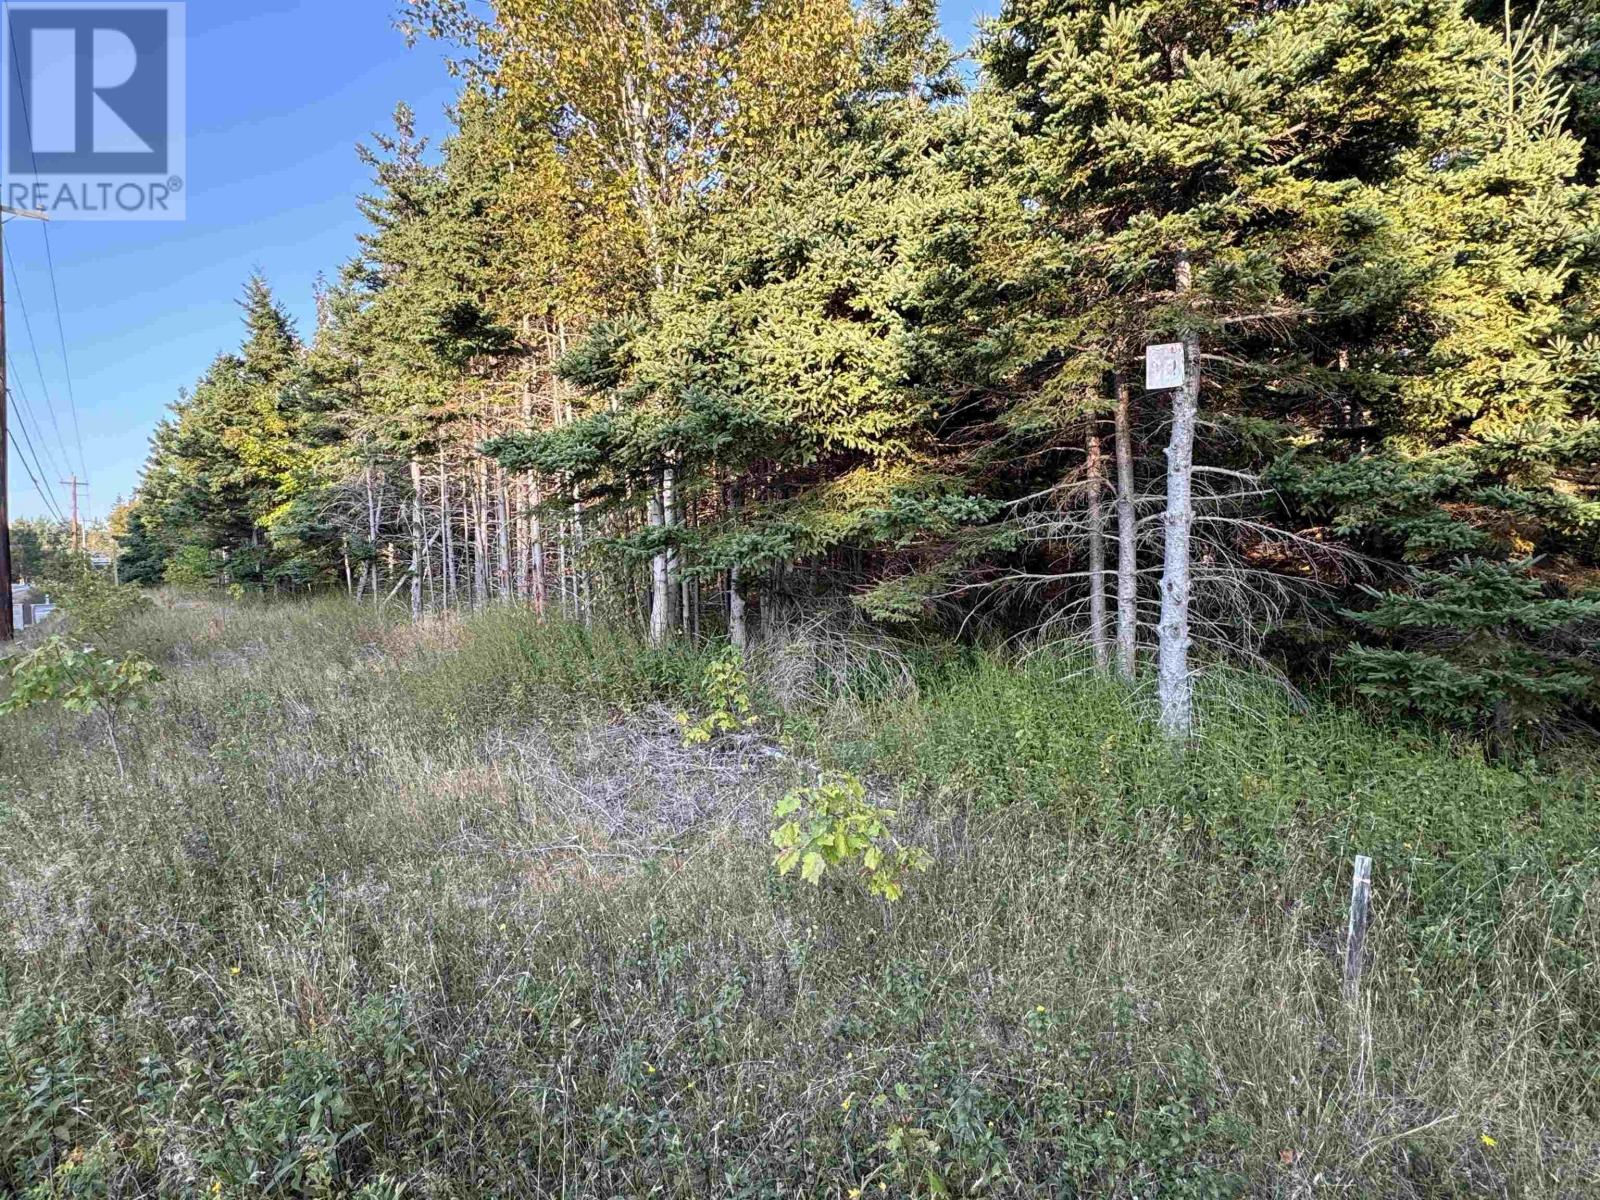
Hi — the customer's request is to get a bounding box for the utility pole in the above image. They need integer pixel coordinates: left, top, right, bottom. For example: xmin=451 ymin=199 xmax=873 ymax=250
xmin=1 ymin=205 xmax=50 ymax=642
xmin=60 ymin=474 xmax=81 ymax=553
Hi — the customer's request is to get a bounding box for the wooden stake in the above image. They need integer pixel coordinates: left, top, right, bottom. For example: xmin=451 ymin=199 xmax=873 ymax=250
xmin=1344 ymin=854 xmax=1373 ymax=1002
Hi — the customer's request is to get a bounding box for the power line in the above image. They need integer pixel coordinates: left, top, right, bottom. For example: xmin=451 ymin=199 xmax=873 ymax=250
xmin=2 ymin=239 xmax=74 ymax=478
xmin=5 ymin=374 xmax=69 ymax=515
xmin=7 ymin=428 xmax=67 ymax=524
xmin=3 ymin=21 xmax=87 ymax=497
xmin=5 ymin=33 xmax=89 ymax=553
xmin=5 ymin=30 xmax=39 ymax=172
xmin=2 ymin=202 xmax=51 ymax=641
xmin=38 ymin=224 xmax=88 ymax=488
xmin=4 ymin=359 xmax=67 ymax=482
xmin=3 ymin=245 xmax=73 ymax=472
xmin=6 ymin=397 xmax=68 ymax=524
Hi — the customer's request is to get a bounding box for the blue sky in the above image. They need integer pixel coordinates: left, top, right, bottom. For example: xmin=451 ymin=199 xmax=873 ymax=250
xmin=3 ymin=0 xmax=996 ymax=523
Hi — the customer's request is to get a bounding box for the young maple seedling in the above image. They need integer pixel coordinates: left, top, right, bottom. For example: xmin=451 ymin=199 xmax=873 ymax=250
xmin=0 ymin=637 xmax=163 ymax=778
xmin=771 ymin=772 xmax=932 ymax=902
xmin=677 ymin=644 xmax=760 ymax=747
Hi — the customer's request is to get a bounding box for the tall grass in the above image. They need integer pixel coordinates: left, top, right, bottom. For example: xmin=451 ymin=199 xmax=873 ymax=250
xmin=0 ymin=596 xmax=1594 ymax=1197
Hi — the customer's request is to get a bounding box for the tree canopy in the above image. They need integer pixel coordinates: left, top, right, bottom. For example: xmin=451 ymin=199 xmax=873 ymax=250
xmin=119 ymin=0 xmax=1600 ymax=742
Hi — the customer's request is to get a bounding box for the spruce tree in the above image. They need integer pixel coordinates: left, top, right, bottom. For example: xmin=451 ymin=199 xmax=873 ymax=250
xmin=488 ymin=0 xmax=973 ymax=641
xmin=976 ymin=0 xmax=1489 ymax=735
xmin=1274 ymin=8 xmax=1600 ymax=737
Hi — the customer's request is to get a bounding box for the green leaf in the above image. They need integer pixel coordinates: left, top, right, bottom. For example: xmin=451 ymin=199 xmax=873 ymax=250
xmin=800 ymin=851 xmax=826 ymax=885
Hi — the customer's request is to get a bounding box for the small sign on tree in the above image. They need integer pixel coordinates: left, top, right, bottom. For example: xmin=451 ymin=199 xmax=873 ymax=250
xmin=1146 ymin=342 xmax=1185 ymax=390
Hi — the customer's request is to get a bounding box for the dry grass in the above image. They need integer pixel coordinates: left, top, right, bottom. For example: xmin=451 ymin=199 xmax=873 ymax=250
xmin=0 ymin=596 xmax=1595 ymax=1197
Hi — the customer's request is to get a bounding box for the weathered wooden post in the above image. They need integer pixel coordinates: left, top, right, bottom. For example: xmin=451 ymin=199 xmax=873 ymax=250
xmin=1343 ymin=854 xmax=1373 ymax=1002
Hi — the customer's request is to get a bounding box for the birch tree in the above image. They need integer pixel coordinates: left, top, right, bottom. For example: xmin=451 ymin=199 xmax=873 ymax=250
xmin=407 ymin=0 xmax=858 ymax=643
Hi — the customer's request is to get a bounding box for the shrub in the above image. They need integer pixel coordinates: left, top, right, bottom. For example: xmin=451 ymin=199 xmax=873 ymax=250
xmin=163 ymin=544 xmax=218 ymax=588
xmin=0 ymin=636 xmax=163 ymax=777
xmin=771 ymin=772 xmax=932 ymax=901
xmin=37 ymin=559 xmax=150 ymax=639
xmin=676 ymin=643 xmax=759 ymax=746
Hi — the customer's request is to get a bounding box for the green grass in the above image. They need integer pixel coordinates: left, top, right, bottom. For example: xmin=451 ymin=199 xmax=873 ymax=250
xmin=0 ymin=595 xmax=1595 ymax=1197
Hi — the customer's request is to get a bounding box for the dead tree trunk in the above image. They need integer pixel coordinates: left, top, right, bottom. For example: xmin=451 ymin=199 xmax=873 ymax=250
xmin=438 ymin=453 xmax=456 ymax=608
xmin=474 ymin=439 xmax=491 ymax=607
xmin=728 ymin=485 xmax=748 ymax=652
xmin=662 ymin=463 xmax=681 ymax=636
xmin=407 ymin=458 xmax=424 ymax=621
xmin=648 ymin=481 xmax=670 ymax=644
xmin=1157 ymin=252 xmax=1200 ymax=740
xmin=363 ymin=463 xmax=381 ymax=609
xmin=1086 ymin=420 xmax=1110 ymax=671
xmin=571 ymin=482 xmax=590 ymax=626
xmin=496 ymin=461 xmax=511 ymax=603
xmin=729 ymin=565 xmax=747 ymax=651
xmin=1113 ymin=372 xmax=1138 ymax=681
xmin=531 ymin=478 xmax=547 ymax=617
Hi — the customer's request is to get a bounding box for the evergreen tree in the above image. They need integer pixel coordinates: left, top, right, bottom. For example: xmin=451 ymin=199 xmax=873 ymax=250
xmin=123 ymin=279 xmax=303 ymax=588
xmin=487 ymin=0 xmax=974 ymax=641
xmin=110 ymin=0 xmax=1600 ymax=751
xmin=1342 ymin=559 xmax=1599 ymax=743
xmin=973 ymin=0 xmax=1495 ymax=735
xmin=1468 ymin=0 xmax=1600 ymax=180
xmin=1274 ymin=7 xmax=1600 ymax=737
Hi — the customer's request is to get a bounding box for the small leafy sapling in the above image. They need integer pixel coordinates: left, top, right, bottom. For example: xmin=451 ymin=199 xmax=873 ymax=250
xmin=771 ymin=772 xmax=932 ymax=902
xmin=40 ymin=557 xmax=151 ymax=638
xmin=677 ymin=644 xmax=760 ymax=747
xmin=0 ymin=637 xmax=163 ymax=778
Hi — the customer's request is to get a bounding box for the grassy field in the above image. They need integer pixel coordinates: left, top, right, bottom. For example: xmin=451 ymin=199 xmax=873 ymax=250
xmin=1 ymin=596 xmax=1596 ymax=1197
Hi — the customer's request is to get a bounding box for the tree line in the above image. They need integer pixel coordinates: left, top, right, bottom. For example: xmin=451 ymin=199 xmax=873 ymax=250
xmin=115 ymin=0 xmax=1600 ymax=743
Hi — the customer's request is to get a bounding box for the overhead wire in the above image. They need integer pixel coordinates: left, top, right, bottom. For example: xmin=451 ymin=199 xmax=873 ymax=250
xmin=5 ymin=28 xmax=90 ymax=509
xmin=37 ymin=225 xmax=87 ymax=486
xmin=6 ymin=392 xmax=69 ymax=523
xmin=2 ymin=239 xmax=75 ymax=480
xmin=4 ymin=363 xmax=67 ymax=484
xmin=7 ymin=430 xmax=68 ymax=524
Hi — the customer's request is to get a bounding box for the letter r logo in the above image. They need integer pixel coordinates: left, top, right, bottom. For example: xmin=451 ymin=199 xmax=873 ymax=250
xmin=5 ymin=5 xmax=171 ymax=174
xmin=30 ymin=26 xmax=154 ymax=155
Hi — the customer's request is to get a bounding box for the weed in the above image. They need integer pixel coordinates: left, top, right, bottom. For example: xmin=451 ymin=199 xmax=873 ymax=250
xmin=0 ymin=598 xmax=1593 ymax=1195
xmin=771 ymin=772 xmax=931 ymax=900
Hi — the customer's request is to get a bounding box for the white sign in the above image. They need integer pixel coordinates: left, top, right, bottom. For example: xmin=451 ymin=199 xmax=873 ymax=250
xmin=1146 ymin=342 xmax=1185 ymax=390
